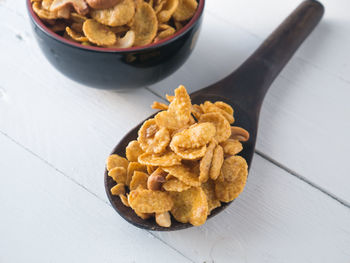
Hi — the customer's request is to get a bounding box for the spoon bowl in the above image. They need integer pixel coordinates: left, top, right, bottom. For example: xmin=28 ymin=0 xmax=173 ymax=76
xmin=105 ymin=0 xmax=324 ymax=231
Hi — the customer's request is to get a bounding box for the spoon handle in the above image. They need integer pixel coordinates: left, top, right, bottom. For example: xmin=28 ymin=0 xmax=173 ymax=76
xmin=212 ymin=0 xmax=324 ymax=112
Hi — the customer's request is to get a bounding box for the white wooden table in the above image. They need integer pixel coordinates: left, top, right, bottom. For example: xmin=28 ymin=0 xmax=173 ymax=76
xmin=1 ymin=0 xmax=350 ymax=262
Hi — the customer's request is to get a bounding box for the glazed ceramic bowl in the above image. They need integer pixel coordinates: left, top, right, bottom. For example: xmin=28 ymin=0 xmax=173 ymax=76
xmin=27 ymin=0 xmax=205 ymax=89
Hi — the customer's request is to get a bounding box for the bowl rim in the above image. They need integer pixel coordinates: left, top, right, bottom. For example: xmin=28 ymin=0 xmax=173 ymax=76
xmin=27 ymin=0 xmax=205 ymax=53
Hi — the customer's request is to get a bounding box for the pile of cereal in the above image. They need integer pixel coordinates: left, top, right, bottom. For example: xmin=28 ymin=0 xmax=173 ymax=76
xmin=31 ymin=0 xmax=198 ymax=48
xmin=106 ymin=85 xmax=249 ymax=227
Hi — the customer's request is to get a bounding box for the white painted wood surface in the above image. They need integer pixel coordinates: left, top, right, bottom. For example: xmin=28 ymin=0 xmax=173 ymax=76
xmin=1 ymin=0 xmax=350 ymax=262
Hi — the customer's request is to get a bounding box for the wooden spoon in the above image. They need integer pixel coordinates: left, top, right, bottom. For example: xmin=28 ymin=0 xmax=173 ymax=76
xmin=105 ymin=0 xmax=324 ymax=231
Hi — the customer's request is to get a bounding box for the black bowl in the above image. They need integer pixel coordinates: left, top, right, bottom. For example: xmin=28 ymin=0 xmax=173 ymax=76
xmin=27 ymin=0 xmax=205 ymax=89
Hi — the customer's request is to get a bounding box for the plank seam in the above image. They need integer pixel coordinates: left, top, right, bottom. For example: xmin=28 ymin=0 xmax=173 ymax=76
xmin=0 ymin=129 xmax=195 ymax=263
xmin=255 ymin=150 xmax=350 ymax=209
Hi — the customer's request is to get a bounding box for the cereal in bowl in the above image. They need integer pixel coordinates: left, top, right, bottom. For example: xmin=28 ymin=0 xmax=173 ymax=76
xmin=32 ymin=0 xmax=198 ymax=48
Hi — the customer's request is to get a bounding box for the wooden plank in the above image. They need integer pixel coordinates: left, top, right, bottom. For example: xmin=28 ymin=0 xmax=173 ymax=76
xmin=147 ymin=9 xmax=350 ymax=204
xmin=0 ymin=132 xmax=191 ymax=263
xmin=0 ymin=6 xmax=162 ymax=200
xmin=206 ymin=0 xmax=350 ymax=83
xmin=2 ymin=129 xmax=350 ymax=262
xmin=153 ymin=154 xmax=350 ymax=262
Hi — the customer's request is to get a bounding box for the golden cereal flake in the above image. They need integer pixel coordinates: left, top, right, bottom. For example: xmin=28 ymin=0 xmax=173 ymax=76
xmin=111 ymin=183 xmax=126 ymax=195
xmin=202 ymin=179 xmax=221 ymax=214
xmin=108 ymin=166 xmax=127 ymax=184
xmin=137 ymin=118 xmax=158 ymax=151
xmin=157 ymin=0 xmax=178 ymax=23
xmin=162 ymin=178 xmax=191 ymax=192
xmin=170 ymin=187 xmax=208 ymax=226
xmin=106 ymin=154 xmax=129 ymax=171
xmin=151 ymin=101 xmax=169 ymax=110
xmin=146 ymin=127 xmax=171 ymax=154
xmin=126 ymin=162 xmax=147 ymax=186
xmin=199 ymin=139 xmax=217 ymax=182
xmin=199 ymin=112 xmax=231 ymax=143
xmin=200 ymin=101 xmax=234 ymax=124
xmin=209 ymin=145 xmax=224 ymax=180
xmin=221 ymin=139 xmax=243 ymax=156
xmin=126 ymin=140 xmax=144 ymax=162
xmin=129 ymin=188 xmax=173 ymax=213
xmin=91 ymin=0 xmax=135 ymax=27
xmin=172 ymin=144 xmax=207 ymax=160
xmin=221 ymin=156 xmax=248 ymax=182
xmin=65 ymin=26 xmax=88 ymax=42
xmin=120 ymin=194 xmax=130 ymax=207
xmin=138 ymin=151 xmax=182 ymax=166
xmin=214 ymin=101 xmax=234 ymax=116
xmin=155 ymin=85 xmax=192 ymax=130
xmin=131 ymin=2 xmax=158 ymax=46
xmin=162 ymin=165 xmax=200 ymax=187
xmin=83 ymin=19 xmax=116 ymax=46
xmin=215 ymin=156 xmax=248 ymax=202
xmin=129 ymin=171 xmax=149 ymax=190
xmin=170 ymin=122 xmax=216 ymax=149
xmin=172 ymin=0 xmax=197 ymax=21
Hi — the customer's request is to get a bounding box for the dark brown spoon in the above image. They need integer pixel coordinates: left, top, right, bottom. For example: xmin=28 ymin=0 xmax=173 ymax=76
xmin=105 ymin=0 xmax=324 ymax=231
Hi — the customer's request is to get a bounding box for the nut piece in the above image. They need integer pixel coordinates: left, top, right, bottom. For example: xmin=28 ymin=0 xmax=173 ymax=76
xmin=155 ymin=212 xmax=171 ymax=227
xmin=86 ymin=0 xmax=121 ymax=9
xmin=147 ymin=168 xmax=166 ymax=190
xmin=50 ymin=0 xmax=89 ymax=15
xmin=230 ymin=126 xmax=250 ymax=142
xmin=107 ymin=30 xmax=135 ymax=48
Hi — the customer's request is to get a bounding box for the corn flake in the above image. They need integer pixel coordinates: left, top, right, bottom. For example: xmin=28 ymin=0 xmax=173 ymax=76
xmin=146 ymin=127 xmax=170 ymax=154
xmin=138 ymin=151 xmax=182 ymax=166
xmin=91 ymin=0 xmax=135 ymax=27
xmin=108 ymin=166 xmax=127 ymax=184
xmin=106 ymin=154 xmax=129 ymax=171
xmin=111 ymin=183 xmax=126 ymax=195
xmin=132 ymin=2 xmax=158 ymax=46
xmin=201 ymin=101 xmax=234 ymax=124
xmin=151 ymin=101 xmax=169 ymax=110
xmin=155 ymin=85 xmax=192 ymax=130
xmin=172 ymin=144 xmax=207 ymax=160
xmin=163 ymin=165 xmax=200 ymax=187
xmin=130 ymin=171 xmax=149 ymax=190
xmin=170 ymin=122 xmax=216 ymax=149
xmin=209 ymin=145 xmax=224 ymax=180
xmin=126 ymin=162 xmax=147 ymax=186
xmin=120 ymin=194 xmax=130 ymax=207
xmin=126 ymin=140 xmax=144 ymax=162
xmin=202 ymin=179 xmax=221 ymax=214
xmin=173 ymin=0 xmax=197 ymax=21
xmin=162 ymin=178 xmax=191 ymax=192
xmin=200 ymin=112 xmax=231 ymax=143
xmin=83 ymin=19 xmax=116 ymax=46
xmin=137 ymin=118 xmax=158 ymax=151
xmin=157 ymin=0 xmax=179 ymax=23
xmin=65 ymin=26 xmax=88 ymax=42
xmin=215 ymin=156 xmax=248 ymax=202
xmin=170 ymin=187 xmax=208 ymax=226
xmin=199 ymin=139 xmax=217 ymax=183
xmin=221 ymin=139 xmax=243 ymax=156
xmin=129 ymin=188 xmax=173 ymax=213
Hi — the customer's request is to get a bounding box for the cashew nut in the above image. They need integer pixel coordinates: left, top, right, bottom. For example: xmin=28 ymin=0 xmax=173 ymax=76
xmin=107 ymin=30 xmax=135 ymax=48
xmin=86 ymin=0 xmax=120 ymax=10
xmin=230 ymin=126 xmax=250 ymax=142
xmin=155 ymin=212 xmax=171 ymax=227
xmin=147 ymin=168 xmax=166 ymax=190
xmin=51 ymin=0 xmax=89 ymax=15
